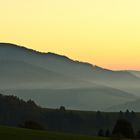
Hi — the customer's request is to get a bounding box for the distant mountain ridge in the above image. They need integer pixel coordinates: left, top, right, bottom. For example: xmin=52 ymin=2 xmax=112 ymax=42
xmin=0 ymin=43 xmax=93 ymax=68
xmin=0 ymin=43 xmax=140 ymax=111
xmin=0 ymin=43 xmax=137 ymax=79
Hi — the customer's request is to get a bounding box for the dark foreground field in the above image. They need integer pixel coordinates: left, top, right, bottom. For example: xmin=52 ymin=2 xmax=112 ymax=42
xmin=0 ymin=126 xmax=109 ymax=140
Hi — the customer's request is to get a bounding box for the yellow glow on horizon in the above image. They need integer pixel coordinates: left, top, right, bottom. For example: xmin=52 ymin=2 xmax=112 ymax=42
xmin=0 ymin=0 xmax=140 ymax=70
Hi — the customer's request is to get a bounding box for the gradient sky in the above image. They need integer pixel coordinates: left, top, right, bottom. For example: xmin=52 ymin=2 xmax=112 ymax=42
xmin=0 ymin=0 xmax=140 ymax=70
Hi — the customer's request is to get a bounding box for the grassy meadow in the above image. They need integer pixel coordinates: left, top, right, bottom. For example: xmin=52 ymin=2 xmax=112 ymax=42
xmin=0 ymin=126 xmax=109 ymax=140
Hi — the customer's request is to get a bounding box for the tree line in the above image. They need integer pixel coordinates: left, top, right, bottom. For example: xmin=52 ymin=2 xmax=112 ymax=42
xmin=1 ymin=93 xmax=140 ymax=139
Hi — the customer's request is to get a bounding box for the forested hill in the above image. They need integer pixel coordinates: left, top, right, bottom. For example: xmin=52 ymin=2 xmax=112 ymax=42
xmin=0 ymin=93 xmax=140 ymax=136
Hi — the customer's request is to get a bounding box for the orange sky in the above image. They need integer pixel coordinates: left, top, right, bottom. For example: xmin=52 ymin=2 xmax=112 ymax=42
xmin=0 ymin=0 xmax=140 ymax=70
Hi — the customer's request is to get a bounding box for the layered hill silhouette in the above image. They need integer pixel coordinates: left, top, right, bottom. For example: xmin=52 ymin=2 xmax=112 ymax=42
xmin=2 ymin=88 xmax=136 ymax=111
xmin=0 ymin=60 xmax=94 ymax=89
xmin=0 ymin=43 xmax=140 ymax=111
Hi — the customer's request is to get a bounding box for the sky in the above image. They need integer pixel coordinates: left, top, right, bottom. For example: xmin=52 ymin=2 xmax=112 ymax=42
xmin=0 ymin=0 xmax=140 ymax=70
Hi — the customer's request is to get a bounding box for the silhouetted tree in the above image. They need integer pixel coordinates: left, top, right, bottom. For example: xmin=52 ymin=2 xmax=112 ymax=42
xmin=105 ymin=129 xmax=110 ymax=137
xmin=59 ymin=106 xmax=66 ymax=112
xmin=125 ymin=109 xmax=130 ymax=120
xmin=98 ymin=129 xmax=104 ymax=137
xmin=27 ymin=99 xmax=38 ymax=108
xmin=112 ymin=119 xmax=134 ymax=138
